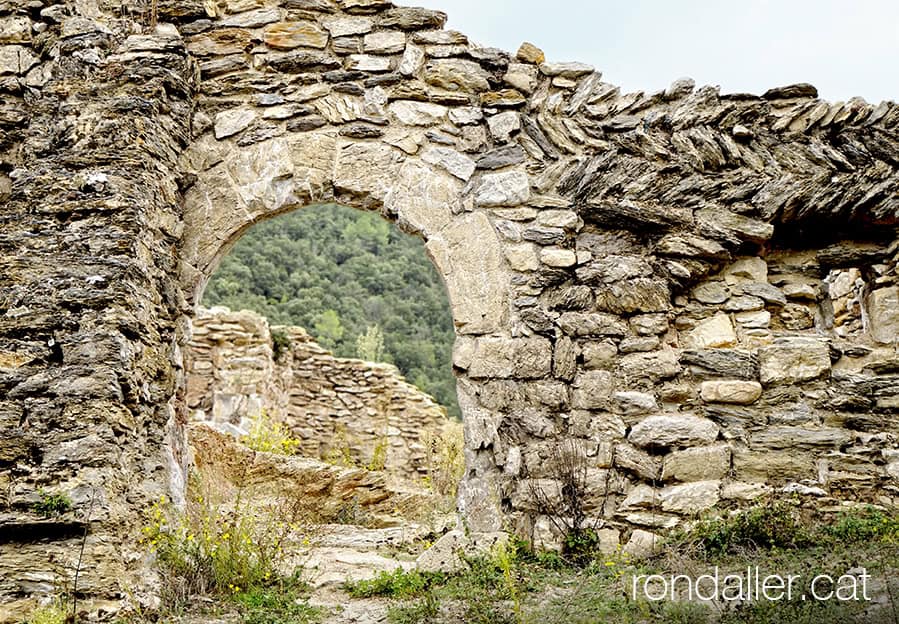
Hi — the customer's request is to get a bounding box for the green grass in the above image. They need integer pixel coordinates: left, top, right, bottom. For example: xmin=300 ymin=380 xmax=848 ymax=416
xmin=344 ymin=568 xmax=445 ymax=599
xmin=716 ymin=597 xmax=876 ymax=624
xmin=364 ymin=503 xmax=899 ymax=624
xmin=671 ymin=499 xmax=813 ymax=555
xmin=233 ymin=583 xmax=322 ymax=624
xmin=826 ymin=506 xmax=899 ymax=543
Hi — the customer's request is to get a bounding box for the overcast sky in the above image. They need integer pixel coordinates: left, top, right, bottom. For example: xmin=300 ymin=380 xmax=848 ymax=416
xmin=408 ymin=0 xmax=898 ymax=103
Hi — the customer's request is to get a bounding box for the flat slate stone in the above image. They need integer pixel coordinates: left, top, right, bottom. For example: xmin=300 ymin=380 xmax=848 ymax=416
xmin=680 ymin=349 xmax=759 ymax=380
xmin=476 ymin=145 xmax=526 ymax=170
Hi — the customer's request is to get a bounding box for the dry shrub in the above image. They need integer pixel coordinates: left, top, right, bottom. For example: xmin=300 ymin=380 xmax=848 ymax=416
xmin=423 ymin=421 xmax=465 ymax=497
xmin=528 ymin=438 xmax=601 ymax=564
xmin=323 ymin=424 xmax=357 ymax=468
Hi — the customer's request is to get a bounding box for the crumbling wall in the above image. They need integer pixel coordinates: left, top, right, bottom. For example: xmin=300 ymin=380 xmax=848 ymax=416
xmin=2 ymin=0 xmax=899 ymax=616
xmin=185 ymin=307 xmax=450 ymax=479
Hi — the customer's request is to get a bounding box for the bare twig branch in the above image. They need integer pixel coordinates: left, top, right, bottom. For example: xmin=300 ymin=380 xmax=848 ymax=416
xmin=71 ymin=487 xmax=96 ymax=624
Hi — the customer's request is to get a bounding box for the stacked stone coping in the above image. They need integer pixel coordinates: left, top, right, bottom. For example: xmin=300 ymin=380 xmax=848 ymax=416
xmin=186 ymin=306 xmax=451 ymax=480
xmin=1 ymin=0 xmax=899 ymax=615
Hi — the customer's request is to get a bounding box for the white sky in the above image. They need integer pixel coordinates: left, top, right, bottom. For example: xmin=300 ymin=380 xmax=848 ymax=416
xmin=407 ymin=0 xmax=899 ymax=103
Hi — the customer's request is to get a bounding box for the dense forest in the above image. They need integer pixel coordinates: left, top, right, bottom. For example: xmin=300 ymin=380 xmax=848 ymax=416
xmin=203 ymin=204 xmax=460 ymax=419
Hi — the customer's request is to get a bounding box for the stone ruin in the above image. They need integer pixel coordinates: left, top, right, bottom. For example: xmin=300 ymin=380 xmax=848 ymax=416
xmin=185 ymin=306 xmax=451 ymax=480
xmin=1 ymin=0 xmax=898 ymax=615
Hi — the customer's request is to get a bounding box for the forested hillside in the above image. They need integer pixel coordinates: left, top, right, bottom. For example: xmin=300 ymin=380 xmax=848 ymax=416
xmin=203 ymin=204 xmax=459 ymax=419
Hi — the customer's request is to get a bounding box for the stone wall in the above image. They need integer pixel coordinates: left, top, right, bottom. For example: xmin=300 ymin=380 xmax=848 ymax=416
xmin=516 ymin=244 xmax=899 ymax=543
xmin=0 ymin=2 xmax=196 ymax=618
xmin=2 ymin=0 xmax=899 ymax=615
xmin=185 ymin=307 xmax=450 ymax=480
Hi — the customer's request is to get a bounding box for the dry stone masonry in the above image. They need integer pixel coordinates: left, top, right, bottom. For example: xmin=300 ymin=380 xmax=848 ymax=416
xmin=185 ymin=307 xmax=450 ymax=480
xmin=1 ymin=0 xmax=899 ymax=615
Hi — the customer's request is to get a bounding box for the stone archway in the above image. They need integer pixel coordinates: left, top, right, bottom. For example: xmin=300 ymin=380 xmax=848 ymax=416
xmin=178 ymin=121 xmax=517 ymax=534
xmin=2 ymin=0 xmax=899 ymax=616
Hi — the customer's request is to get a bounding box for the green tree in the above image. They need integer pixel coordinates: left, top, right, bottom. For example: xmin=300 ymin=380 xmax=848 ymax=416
xmin=356 ymin=324 xmax=385 ymax=362
xmin=313 ymin=309 xmax=344 ymax=349
xmin=203 ymin=204 xmax=460 ymax=419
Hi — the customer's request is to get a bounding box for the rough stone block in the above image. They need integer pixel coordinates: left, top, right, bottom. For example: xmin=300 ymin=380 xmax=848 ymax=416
xmin=619 ymin=350 xmax=681 ymax=382
xmin=421 ymin=146 xmax=476 ymax=181
xmin=426 ymin=213 xmax=509 ymax=335
xmin=594 ymin=278 xmax=670 ymax=314
xmin=866 ymin=287 xmax=899 ymax=344
xmin=416 ymin=530 xmax=507 ymax=573
xmin=732 ymin=450 xmax=816 ymax=482
xmin=623 ymin=529 xmax=661 ymax=559
xmin=504 ymin=243 xmax=539 ymax=272
xmin=214 ymin=107 xmax=256 ymax=139
xmin=660 ymin=480 xmax=721 ymax=514
xmin=628 ymin=415 xmax=720 ymax=449
xmin=557 ymin=312 xmax=627 ymax=337
xmin=467 ymin=337 xmax=552 ymax=379
xmin=696 ymin=206 xmax=774 ymax=244
xmin=724 ymin=257 xmax=768 ymax=284
xmin=386 ymin=160 xmax=459 ymax=237
xmin=661 ymin=445 xmax=731 ymax=482
xmin=347 ymin=53 xmax=392 ymax=72
xmin=619 ymin=483 xmax=657 ymax=512
xmin=692 ymin=281 xmax=729 ymax=304
xmin=700 ymin=380 xmax=763 ymax=405
xmin=629 ymin=313 xmax=669 ymax=336
xmin=685 ymin=314 xmax=737 ymax=349
xmin=614 ymin=443 xmax=661 ymax=480
xmin=363 ymin=30 xmax=406 ymax=54
xmin=540 ymin=247 xmax=577 ymax=268
xmin=612 ymin=391 xmax=658 ymax=417
xmin=388 ymin=100 xmax=447 ymax=125
xmin=581 ymin=340 xmax=618 ymax=369
xmin=322 ymin=16 xmax=374 ymax=37
xmin=680 ymin=349 xmax=758 ymax=380
xmin=424 ymin=58 xmax=491 ymax=92
xmin=516 ymin=41 xmax=545 ymax=64
xmin=571 ymin=370 xmax=614 ymax=409
xmin=721 ymin=481 xmax=771 ymax=501
xmin=759 ymin=337 xmax=831 ymax=385
xmin=749 ymin=426 xmax=851 ymax=450
xmin=552 ymin=336 xmax=577 ymax=381
xmin=263 ymin=21 xmax=329 ymax=49
xmin=475 ymin=169 xmax=531 ymax=207
xmin=487 ymin=111 xmax=520 ymax=142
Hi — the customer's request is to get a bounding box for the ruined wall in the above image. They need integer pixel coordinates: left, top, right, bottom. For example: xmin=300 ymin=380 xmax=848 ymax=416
xmin=185 ymin=307 xmax=450 ymax=479
xmin=0 ymin=3 xmax=196 ymax=619
xmin=2 ymin=0 xmax=899 ymax=616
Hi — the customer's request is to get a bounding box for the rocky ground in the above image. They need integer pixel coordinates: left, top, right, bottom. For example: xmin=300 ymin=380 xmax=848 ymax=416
xmin=173 ymin=523 xmax=429 ymax=624
xmin=138 ymin=423 xmax=454 ymax=624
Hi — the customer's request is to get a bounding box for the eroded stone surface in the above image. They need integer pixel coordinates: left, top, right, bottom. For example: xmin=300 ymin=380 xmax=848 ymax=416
xmin=759 ymin=338 xmax=831 ymax=385
xmin=661 ymin=445 xmax=731 ymax=482
xmin=629 ymin=415 xmax=720 ymax=449
xmin=4 ymin=0 xmax=899 ymax=616
xmin=686 ymin=314 xmax=737 ymax=349
xmin=700 ymin=380 xmax=763 ymax=404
